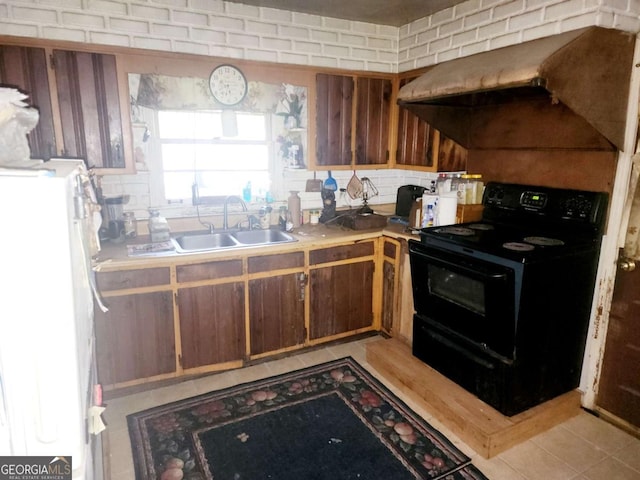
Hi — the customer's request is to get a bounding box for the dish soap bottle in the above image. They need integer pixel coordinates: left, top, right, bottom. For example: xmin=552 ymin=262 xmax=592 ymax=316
xmin=148 ymin=209 xmax=171 ymax=243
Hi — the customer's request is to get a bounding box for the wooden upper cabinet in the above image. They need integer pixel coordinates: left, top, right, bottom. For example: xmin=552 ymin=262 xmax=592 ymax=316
xmin=316 ymin=73 xmax=353 ymax=167
xmin=438 ymin=132 xmax=468 ymax=172
xmin=0 ymin=45 xmax=57 ymax=160
xmin=395 ymin=76 xmax=437 ymax=170
xmin=355 ymin=77 xmax=391 ymax=165
xmin=52 ymin=50 xmax=126 ymax=170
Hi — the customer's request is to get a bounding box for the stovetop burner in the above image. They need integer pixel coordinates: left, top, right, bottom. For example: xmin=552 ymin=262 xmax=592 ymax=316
xmin=468 ymin=223 xmax=494 ymax=231
xmin=435 ymin=226 xmax=475 ymax=236
xmin=523 ymin=236 xmax=565 ymax=246
xmin=503 ymin=242 xmax=535 ymax=252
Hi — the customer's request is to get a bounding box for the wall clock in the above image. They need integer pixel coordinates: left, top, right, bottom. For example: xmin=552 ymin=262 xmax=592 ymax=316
xmin=209 ymin=64 xmax=248 ymax=107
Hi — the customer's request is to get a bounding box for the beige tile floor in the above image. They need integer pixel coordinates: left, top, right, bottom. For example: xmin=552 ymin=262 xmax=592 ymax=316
xmin=102 ymin=336 xmax=640 ymax=480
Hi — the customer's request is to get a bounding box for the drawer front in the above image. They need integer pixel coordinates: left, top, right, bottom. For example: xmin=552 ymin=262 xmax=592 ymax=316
xmin=248 ymin=252 xmax=304 ymax=274
xmin=97 ymin=267 xmax=170 ymax=291
xmin=309 ymin=241 xmax=375 ymax=265
xmin=176 ymin=259 xmax=243 ymax=283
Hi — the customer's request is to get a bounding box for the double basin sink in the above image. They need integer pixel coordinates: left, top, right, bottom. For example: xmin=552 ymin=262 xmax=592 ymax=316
xmin=172 ymin=228 xmax=297 ymax=253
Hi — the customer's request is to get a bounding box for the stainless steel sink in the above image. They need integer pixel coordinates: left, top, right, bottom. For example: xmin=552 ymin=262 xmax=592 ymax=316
xmin=172 ymin=229 xmax=297 ymax=253
xmin=172 ymin=232 xmax=240 ymax=253
xmin=232 ymin=229 xmax=296 ymax=245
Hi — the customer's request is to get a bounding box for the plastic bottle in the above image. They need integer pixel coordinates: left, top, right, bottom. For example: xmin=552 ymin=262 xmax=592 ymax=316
xmin=287 ymin=191 xmax=301 ymax=228
xmin=474 ymin=174 xmax=484 ymax=204
xmin=426 ymin=204 xmax=435 ymax=227
xmin=148 ymin=209 xmax=170 ymax=243
xmin=123 ymin=211 xmax=137 ymax=238
xmin=242 ymin=182 xmax=252 ymax=202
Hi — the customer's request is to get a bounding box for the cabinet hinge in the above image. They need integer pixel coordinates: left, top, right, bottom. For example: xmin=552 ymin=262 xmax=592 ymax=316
xmin=49 ymin=54 xmax=55 ymax=70
xmin=386 ymin=150 xmax=389 ymax=161
xmin=178 ymin=354 xmax=182 ymax=367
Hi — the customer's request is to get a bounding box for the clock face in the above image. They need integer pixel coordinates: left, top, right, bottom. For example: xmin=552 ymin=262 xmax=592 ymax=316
xmin=209 ymin=64 xmax=248 ymax=107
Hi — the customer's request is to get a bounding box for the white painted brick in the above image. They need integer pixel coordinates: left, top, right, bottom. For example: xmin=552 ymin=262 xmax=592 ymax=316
xmin=378 ymin=25 xmax=397 ymax=36
xmin=452 ymin=29 xmax=478 ymax=46
xmin=110 ymin=17 xmax=149 ymax=34
xmin=41 ymin=26 xmax=86 ymax=42
xmin=368 ymin=61 xmax=394 ymax=73
xmin=131 ymin=4 xmax=170 ymax=21
xmin=151 ymin=0 xmax=188 ymax=8
xmin=417 ymin=28 xmax=438 ymax=43
xmin=398 ymin=59 xmax=415 ymax=71
xmin=597 ymin=10 xmax=616 ymax=27
xmin=0 ymin=22 xmax=38 ymax=37
xmin=133 ymin=36 xmax=171 ymax=50
xmin=439 ymin=17 xmax=464 ymax=35
xmin=482 ymin=0 xmax=506 ymax=7
xmin=189 ymin=0 xmax=224 ymax=13
xmin=341 ymin=33 xmax=366 ymax=47
xmin=428 ymin=36 xmax=452 ymax=54
xmin=478 ymin=18 xmax=508 ymax=37
xmin=521 ymin=21 xmax=560 ymax=40
xmin=86 ymin=0 xmax=128 ymax=16
xmin=544 ymin=0 xmax=584 ymax=20
xmin=209 ymin=15 xmax=244 ymax=30
xmin=437 ymin=47 xmax=461 ymax=62
xmin=311 ymin=29 xmax=338 ymax=42
xmin=456 ymin=0 xmax=482 ymax=16
xmin=489 ymin=31 xmax=522 ymax=49
xmin=0 ymin=4 xmax=7 ymax=17
xmin=557 ymin=12 xmax=598 ymax=31
xmin=414 ymin=53 xmax=437 ymax=68
xmin=228 ymin=32 xmax=260 ymax=47
xmin=173 ymin=40 xmax=209 ymax=55
xmin=12 ymin=6 xmax=57 ymax=24
xmin=399 ymin=24 xmax=410 ymax=36
xmin=279 ymin=51 xmax=309 ymax=65
xmin=352 ymin=21 xmax=378 ymax=34
xmin=399 ymin=35 xmax=417 ymax=49
xmin=525 ymin=0 xmax=553 ymax=8
xmin=378 ymin=50 xmax=397 ymax=62
xmin=262 ymin=37 xmax=292 ymax=51
xmin=352 ymin=47 xmax=378 ymax=60
xmin=62 ymin=12 xmax=106 ymax=29
xmin=606 ymin=0 xmax=630 ymax=10
xmin=279 ymin=25 xmax=309 ymax=39
xmin=152 ymin=23 xmax=189 ymax=38
xmin=173 ymin=10 xmax=208 ymax=25
xmin=191 ymin=28 xmax=227 ymax=43
xmin=611 ymin=11 xmax=640 ymax=30
xmin=261 ymin=7 xmax=291 ymax=22
xmin=293 ymin=12 xmax=322 ymax=27
xmin=191 ymin=27 xmax=225 ymax=42
xmin=464 ymin=9 xmax=492 ymax=27
xmin=209 ymin=44 xmax=243 ymax=58
xmin=431 ymin=7 xmax=454 ymax=25
xmin=225 ymin=2 xmax=260 ymax=18
xmin=369 ymin=37 xmax=394 ymax=49
xmin=408 ymin=16 xmax=430 ymax=33
xmin=294 ymin=40 xmax=322 ymax=53
xmin=461 ymin=39 xmax=489 ymax=56
xmin=324 ymin=44 xmax=349 ymax=57
xmin=493 ymin=0 xmax=525 ymax=19
xmin=40 ymin=0 xmax=81 ymax=8
xmin=310 ymin=55 xmax=339 ymax=68
xmin=339 ymin=58 xmax=366 ymax=70
xmin=509 ymin=9 xmax=543 ymax=30
xmin=246 ymin=20 xmax=277 ymax=35
xmin=323 ymin=17 xmax=350 ymax=31
xmin=89 ymin=31 xmax=131 ymax=46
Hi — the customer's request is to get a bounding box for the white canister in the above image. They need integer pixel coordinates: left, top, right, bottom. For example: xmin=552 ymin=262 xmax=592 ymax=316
xmin=436 ymin=192 xmax=458 ymax=226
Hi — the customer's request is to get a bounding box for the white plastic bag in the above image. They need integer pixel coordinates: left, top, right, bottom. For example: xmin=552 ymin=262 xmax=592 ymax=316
xmin=0 ymin=88 xmax=40 ymax=166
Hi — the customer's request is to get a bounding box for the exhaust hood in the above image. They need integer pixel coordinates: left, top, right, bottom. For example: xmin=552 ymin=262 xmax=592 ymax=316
xmin=397 ymin=27 xmax=635 ymax=150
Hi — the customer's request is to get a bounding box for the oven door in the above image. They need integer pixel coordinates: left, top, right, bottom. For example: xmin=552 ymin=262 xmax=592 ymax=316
xmin=408 ymin=239 xmax=518 ymax=359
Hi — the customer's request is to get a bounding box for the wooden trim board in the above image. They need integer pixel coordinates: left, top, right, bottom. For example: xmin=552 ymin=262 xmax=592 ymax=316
xmin=366 ymin=338 xmax=581 ymax=458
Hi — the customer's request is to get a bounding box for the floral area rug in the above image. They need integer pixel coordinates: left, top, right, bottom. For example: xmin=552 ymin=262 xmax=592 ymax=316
xmin=128 ymin=357 xmax=489 ymax=480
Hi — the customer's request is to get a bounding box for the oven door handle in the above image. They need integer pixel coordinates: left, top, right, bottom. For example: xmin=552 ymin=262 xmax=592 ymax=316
xmin=423 ymin=327 xmax=498 ymax=370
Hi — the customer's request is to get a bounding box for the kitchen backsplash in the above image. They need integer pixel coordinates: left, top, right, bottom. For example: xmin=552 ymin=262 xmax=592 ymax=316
xmin=99 ymin=168 xmax=440 ymax=222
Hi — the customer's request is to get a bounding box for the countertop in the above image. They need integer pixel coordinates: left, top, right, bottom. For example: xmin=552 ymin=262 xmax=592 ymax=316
xmin=93 ymin=221 xmax=419 ymax=272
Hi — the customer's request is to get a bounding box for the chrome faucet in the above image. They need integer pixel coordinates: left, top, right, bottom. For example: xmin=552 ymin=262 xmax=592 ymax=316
xmin=223 ymin=195 xmax=247 ymax=230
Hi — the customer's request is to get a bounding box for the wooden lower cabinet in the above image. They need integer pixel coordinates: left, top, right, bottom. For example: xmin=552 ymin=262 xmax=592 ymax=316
xmin=95 ymin=290 xmax=175 ymax=386
xmin=177 ymin=282 xmax=245 ymax=369
xmin=309 ymin=260 xmax=375 ymax=339
xmin=249 ymin=274 xmax=305 ymax=355
xmin=381 ymin=237 xmax=401 ymax=335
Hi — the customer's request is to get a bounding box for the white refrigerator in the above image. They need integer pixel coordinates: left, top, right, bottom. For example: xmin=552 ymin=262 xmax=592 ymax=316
xmin=0 ymin=159 xmax=103 ymax=479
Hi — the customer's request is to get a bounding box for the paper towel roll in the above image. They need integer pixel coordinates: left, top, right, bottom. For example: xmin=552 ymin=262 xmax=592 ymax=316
xmin=436 ymin=193 xmax=457 ymax=226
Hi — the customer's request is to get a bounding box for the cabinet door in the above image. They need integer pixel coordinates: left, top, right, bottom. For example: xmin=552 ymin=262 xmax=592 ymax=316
xmin=316 ymin=73 xmax=353 ymax=166
xmin=437 ymin=132 xmax=468 ymax=172
xmin=53 ymin=50 xmax=125 ymax=169
xmin=309 ymin=261 xmax=374 ymax=339
xmin=0 ymin=45 xmax=57 ymax=160
xmin=395 ymin=77 xmax=436 ymax=169
xmin=355 ymin=77 xmax=391 ymax=165
xmin=381 ymin=238 xmax=400 ymax=335
xmin=249 ymin=273 xmax=305 ymax=355
xmin=177 ymin=282 xmax=245 ymax=369
xmin=94 ymin=291 xmax=175 ymax=386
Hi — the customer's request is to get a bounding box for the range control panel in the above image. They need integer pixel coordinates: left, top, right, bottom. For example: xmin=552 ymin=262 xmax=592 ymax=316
xmin=483 ymin=182 xmax=608 ymax=230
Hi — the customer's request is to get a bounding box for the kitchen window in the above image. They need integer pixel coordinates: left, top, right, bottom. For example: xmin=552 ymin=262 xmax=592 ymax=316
xmin=155 ymin=110 xmax=272 ymax=203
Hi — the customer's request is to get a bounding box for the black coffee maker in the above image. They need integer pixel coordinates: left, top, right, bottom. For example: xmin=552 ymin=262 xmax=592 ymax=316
xmin=319 ymin=188 xmax=336 ymax=223
xmin=100 ymin=195 xmax=129 ymax=242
